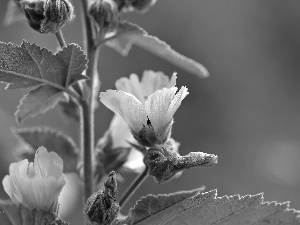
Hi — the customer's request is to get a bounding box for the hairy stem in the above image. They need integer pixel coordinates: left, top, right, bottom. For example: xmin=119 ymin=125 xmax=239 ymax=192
xmin=55 ymin=30 xmax=67 ymax=48
xmin=119 ymin=167 xmax=149 ymax=208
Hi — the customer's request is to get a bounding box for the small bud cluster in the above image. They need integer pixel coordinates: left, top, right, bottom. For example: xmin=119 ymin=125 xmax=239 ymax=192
xmin=22 ymin=0 xmax=74 ymax=33
xmin=89 ymin=0 xmax=120 ymax=37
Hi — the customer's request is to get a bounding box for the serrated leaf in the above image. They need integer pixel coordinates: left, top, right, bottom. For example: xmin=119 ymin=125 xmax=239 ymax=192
xmin=15 ymin=86 xmax=68 ymax=123
xmin=0 ymin=41 xmax=88 ymax=122
xmin=120 ymin=189 xmax=300 ymax=225
xmin=0 ymin=41 xmax=87 ymax=89
xmin=106 ymin=21 xmax=208 ymax=78
xmin=13 ymin=127 xmax=78 ymax=173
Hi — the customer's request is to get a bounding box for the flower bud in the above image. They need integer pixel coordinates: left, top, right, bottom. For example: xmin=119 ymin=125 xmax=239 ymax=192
xmin=22 ymin=0 xmax=74 ymax=33
xmin=144 ymin=144 xmax=181 ymax=183
xmin=144 ymin=144 xmax=218 ymax=183
xmin=89 ymin=0 xmax=120 ymax=36
xmin=84 ymin=171 xmax=119 ymax=225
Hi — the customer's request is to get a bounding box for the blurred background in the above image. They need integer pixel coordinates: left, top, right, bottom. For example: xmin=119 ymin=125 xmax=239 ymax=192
xmin=1 ymin=0 xmax=300 ymax=224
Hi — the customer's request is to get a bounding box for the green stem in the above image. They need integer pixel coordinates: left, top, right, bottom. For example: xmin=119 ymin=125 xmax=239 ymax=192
xmin=80 ymin=0 xmax=95 ymax=52
xmin=119 ymin=167 xmax=149 ymax=208
xmin=80 ymin=100 xmax=94 ymax=200
xmin=81 ymin=46 xmax=100 ymax=201
xmin=80 ymin=0 xmax=101 ymax=202
xmin=55 ymin=30 xmax=67 ymax=48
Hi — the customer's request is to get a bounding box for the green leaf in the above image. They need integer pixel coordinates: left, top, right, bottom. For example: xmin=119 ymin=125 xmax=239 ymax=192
xmin=120 ymin=189 xmax=300 ymax=225
xmin=0 ymin=41 xmax=88 ymax=122
xmin=13 ymin=127 xmax=79 ymax=173
xmin=106 ymin=21 xmax=208 ymax=78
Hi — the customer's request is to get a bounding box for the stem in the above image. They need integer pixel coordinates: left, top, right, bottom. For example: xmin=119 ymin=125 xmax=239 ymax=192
xmin=80 ymin=46 xmax=100 ymax=201
xmin=119 ymin=167 xmax=149 ymax=208
xmin=55 ymin=30 xmax=67 ymax=48
xmin=80 ymin=0 xmax=95 ymax=52
xmin=80 ymin=0 xmax=101 ymax=202
xmin=80 ymin=100 xmax=94 ymax=200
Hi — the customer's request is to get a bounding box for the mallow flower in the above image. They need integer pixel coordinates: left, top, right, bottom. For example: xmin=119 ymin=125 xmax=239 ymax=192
xmin=2 ymin=146 xmax=66 ymax=211
xmin=100 ymin=71 xmax=188 ymax=147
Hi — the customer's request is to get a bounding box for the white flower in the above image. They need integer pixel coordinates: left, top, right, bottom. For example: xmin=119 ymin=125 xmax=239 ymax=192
xmin=2 ymin=147 xmax=66 ymax=211
xmin=100 ymin=71 xmax=188 ymax=147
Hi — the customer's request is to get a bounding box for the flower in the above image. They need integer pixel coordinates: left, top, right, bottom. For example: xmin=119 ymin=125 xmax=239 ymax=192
xmin=2 ymin=147 xmax=66 ymax=211
xmin=100 ymin=71 xmax=188 ymax=147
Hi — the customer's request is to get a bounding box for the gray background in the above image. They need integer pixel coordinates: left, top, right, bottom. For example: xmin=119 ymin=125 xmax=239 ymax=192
xmin=0 ymin=0 xmax=300 ymax=224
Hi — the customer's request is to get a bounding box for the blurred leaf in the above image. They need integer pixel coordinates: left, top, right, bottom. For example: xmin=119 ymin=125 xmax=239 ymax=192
xmin=106 ymin=21 xmax=147 ymax=55
xmin=120 ymin=189 xmax=300 ymax=225
xmin=3 ymin=0 xmax=26 ymax=26
xmin=57 ymin=98 xmax=80 ymax=123
xmin=0 ymin=41 xmax=88 ymax=122
xmin=13 ymin=127 xmax=78 ymax=173
xmin=15 ymin=86 xmax=68 ymax=123
xmin=106 ymin=21 xmax=208 ymax=78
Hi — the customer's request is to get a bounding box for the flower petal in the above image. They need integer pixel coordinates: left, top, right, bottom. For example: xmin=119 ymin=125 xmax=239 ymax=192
xmin=166 ymin=86 xmax=189 ymax=119
xmin=100 ymin=90 xmax=148 ymax=133
xmin=109 ymin=115 xmax=135 ymax=149
xmin=122 ymin=149 xmax=145 ymax=173
xmin=115 ymin=71 xmax=177 ymax=104
xmin=140 ymin=71 xmax=176 ymax=97
xmin=145 ymin=87 xmax=178 ymax=133
xmin=115 ymin=74 xmax=145 ymax=103
xmin=16 ymin=175 xmax=66 ymax=210
xmin=2 ymin=176 xmax=13 ymax=201
xmin=7 ymin=160 xmax=29 ymax=204
xmin=34 ymin=147 xmax=63 ymax=179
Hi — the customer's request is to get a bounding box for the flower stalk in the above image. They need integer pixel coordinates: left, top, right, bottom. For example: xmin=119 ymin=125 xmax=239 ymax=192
xmin=55 ymin=30 xmax=67 ymax=48
xmin=119 ymin=167 xmax=149 ymax=208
